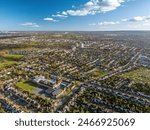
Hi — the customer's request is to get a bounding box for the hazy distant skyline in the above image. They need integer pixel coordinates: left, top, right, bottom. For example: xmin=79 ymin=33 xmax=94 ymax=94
xmin=0 ymin=0 xmax=150 ymax=31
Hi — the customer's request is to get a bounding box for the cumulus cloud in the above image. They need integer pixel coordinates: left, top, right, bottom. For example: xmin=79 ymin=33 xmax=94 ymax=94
xmin=43 ymin=17 xmax=59 ymax=22
xmin=51 ymin=0 xmax=128 ymax=18
xmin=122 ymin=15 xmax=150 ymax=22
xmin=130 ymin=16 xmax=150 ymax=22
xmin=21 ymin=22 xmax=40 ymax=27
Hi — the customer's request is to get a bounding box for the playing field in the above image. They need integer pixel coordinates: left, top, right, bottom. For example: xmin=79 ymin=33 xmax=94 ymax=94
xmin=16 ymin=80 xmax=38 ymax=93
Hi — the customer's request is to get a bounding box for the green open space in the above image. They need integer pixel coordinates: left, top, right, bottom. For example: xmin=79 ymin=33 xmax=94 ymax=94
xmin=0 ymin=54 xmax=24 ymax=69
xmin=92 ymin=69 xmax=108 ymax=77
xmin=121 ymin=67 xmax=150 ymax=84
xmin=16 ymin=80 xmax=38 ymax=93
xmin=4 ymin=54 xmax=24 ymax=60
xmin=0 ymin=57 xmax=18 ymax=69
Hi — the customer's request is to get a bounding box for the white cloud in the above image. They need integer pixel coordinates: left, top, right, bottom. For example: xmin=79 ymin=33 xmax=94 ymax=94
xmin=90 ymin=21 xmax=120 ymax=26
xmin=85 ymin=1 xmax=94 ymax=7
xmin=66 ymin=9 xmax=89 ymax=16
xmin=135 ymin=16 xmax=150 ymax=21
xmin=21 ymin=22 xmax=40 ymax=27
xmin=88 ymin=15 xmax=150 ymax=30
xmin=131 ymin=16 xmax=145 ymax=21
xmin=89 ymin=15 xmax=150 ymax=28
xmin=64 ymin=0 xmax=127 ymax=16
xmin=123 ymin=15 xmax=150 ymax=22
xmin=43 ymin=17 xmax=59 ymax=22
xmin=51 ymin=0 xmax=129 ymax=19
xmin=62 ymin=11 xmax=67 ymax=15
xmin=98 ymin=21 xmax=120 ymax=26
xmin=52 ymin=14 xmax=68 ymax=18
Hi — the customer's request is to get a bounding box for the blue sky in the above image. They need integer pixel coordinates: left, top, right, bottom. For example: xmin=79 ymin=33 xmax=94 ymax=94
xmin=0 ymin=0 xmax=150 ymax=31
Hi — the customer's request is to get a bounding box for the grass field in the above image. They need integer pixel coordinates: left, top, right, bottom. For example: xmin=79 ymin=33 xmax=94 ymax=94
xmin=121 ymin=67 xmax=150 ymax=84
xmin=0 ymin=56 xmax=18 ymax=69
xmin=0 ymin=54 xmax=24 ymax=69
xmin=16 ymin=80 xmax=38 ymax=93
xmin=92 ymin=69 xmax=108 ymax=77
xmin=4 ymin=54 xmax=24 ymax=60
xmin=0 ymin=60 xmax=17 ymax=68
